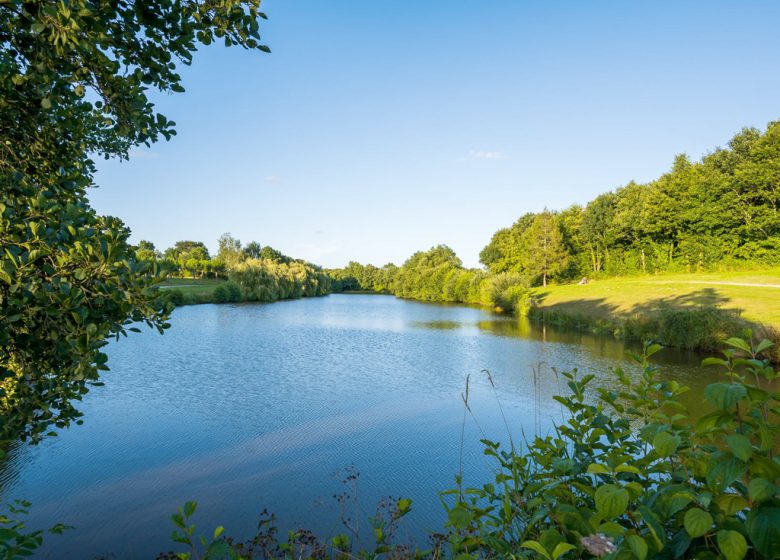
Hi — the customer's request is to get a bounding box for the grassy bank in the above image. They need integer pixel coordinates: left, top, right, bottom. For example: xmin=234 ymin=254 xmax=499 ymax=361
xmin=529 ymin=269 xmax=780 ymax=353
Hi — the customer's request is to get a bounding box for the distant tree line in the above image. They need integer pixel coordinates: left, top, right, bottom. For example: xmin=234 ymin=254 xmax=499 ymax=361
xmin=136 ymin=234 xmax=330 ymax=305
xmin=332 ymin=121 xmax=780 ymax=306
xmin=329 ymin=246 xmax=532 ymax=315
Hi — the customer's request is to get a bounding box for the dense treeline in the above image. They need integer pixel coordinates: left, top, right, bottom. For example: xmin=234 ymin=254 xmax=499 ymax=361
xmin=329 ymin=246 xmax=532 ymax=315
xmin=481 ymin=121 xmax=780 ymax=283
xmin=137 ymin=234 xmax=330 ymax=305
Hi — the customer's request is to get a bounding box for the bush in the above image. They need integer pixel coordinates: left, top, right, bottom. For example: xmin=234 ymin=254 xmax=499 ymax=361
xmin=655 ymin=306 xmax=745 ymax=350
xmin=163 ymin=289 xmax=185 ymax=307
xmin=214 ymin=281 xmax=243 ymax=303
xmin=442 ymin=337 xmax=779 ymax=560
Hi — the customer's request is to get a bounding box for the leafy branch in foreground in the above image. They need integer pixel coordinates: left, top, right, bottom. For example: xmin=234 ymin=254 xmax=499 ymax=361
xmin=0 ymin=0 xmax=269 ymax=442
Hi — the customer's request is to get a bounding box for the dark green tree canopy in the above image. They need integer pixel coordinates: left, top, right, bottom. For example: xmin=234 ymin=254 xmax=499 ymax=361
xmin=0 ymin=0 xmax=269 ymax=442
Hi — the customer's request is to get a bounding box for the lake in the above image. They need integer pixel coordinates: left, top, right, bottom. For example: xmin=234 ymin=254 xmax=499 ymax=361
xmin=0 ymin=294 xmax=712 ymax=558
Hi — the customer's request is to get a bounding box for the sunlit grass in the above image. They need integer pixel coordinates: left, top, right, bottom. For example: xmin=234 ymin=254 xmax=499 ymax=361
xmin=534 ymin=268 xmax=780 ymax=326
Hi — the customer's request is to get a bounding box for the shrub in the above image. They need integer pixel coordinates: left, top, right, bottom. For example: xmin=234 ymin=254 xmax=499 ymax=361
xmin=214 ymin=281 xmax=243 ymax=303
xmin=655 ymin=306 xmax=745 ymax=350
xmin=444 ymin=337 xmax=779 ymax=559
xmin=163 ymin=289 xmax=185 ymax=307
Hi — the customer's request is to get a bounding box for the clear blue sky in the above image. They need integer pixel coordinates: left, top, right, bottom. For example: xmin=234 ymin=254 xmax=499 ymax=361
xmin=89 ymin=0 xmax=780 ymax=268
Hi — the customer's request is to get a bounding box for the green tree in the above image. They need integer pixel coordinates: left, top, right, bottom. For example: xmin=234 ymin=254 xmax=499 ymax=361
xmin=0 ymin=0 xmax=269 ymax=442
xmin=135 ymin=240 xmax=160 ymax=262
xmin=243 ymin=241 xmax=263 ymax=259
xmin=522 ymin=211 xmax=569 ymax=287
xmin=217 ymin=232 xmax=243 ymax=268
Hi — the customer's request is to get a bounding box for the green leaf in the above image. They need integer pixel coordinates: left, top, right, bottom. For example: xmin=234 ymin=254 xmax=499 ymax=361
xmin=652 ymin=431 xmax=681 ymax=457
xmin=716 ymin=530 xmax=747 ymax=560
xmin=595 ymin=484 xmax=630 ymax=519
xmin=587 ymin=463 xmax=609 ymax=474
xmin=704 ymin=383 xmax=747 ymax=410
xmin=748 ymin=478 xmax=776 ymax=503
xmin=754 ymin=339 xmax=774 ymax=355
xmin=683 ymin=508 xmax=713 ymax=538
xmin=746 ymin=507 xmax=780 ymax=557
xmin=726 ymin=434 xmax=752 ymax=462
xmin=626 ymin=534 xmax=648 ymax=560
xmin=447 ymin=505 xmax=472 ymax=529
xmin=551 ymin=542 xmax=576 ymax=560
xmin=702 ymin=357 xmax=728 ymax=367
xmin=183 ymin=501 xmax=197 ymax=518
xmin=521 ymin=540 xmax=552 ymax=560
xmin=638 ymin=505 xmax=666 ymax=548
xmin=714 ymin=494 xmax=748 ymax=516
xmin=724 ymin=338 xmax=752 ymax=353
xmin=615 ymin=464 xmax=642 ymax=475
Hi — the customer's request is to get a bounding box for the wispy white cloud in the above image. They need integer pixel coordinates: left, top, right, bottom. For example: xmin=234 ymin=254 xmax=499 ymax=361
xmin=468 ymin=149 xmax=505 ymax=160
xmin=263 ymin=175 xmax=282 ymax=183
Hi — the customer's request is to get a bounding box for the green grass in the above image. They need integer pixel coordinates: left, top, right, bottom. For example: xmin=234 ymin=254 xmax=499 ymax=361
xmin=533 ymin=268 xmax=780 ymax=327
xmin=159 ymin=277 xmax=225 ymax=296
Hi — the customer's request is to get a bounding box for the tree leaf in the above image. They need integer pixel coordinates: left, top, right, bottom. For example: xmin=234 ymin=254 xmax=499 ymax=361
xmin=716 ymin=530 xmax=747 ymax=560
xmin=652 ymin=431 xmax=681 ymax=457
xmin=626 ymin=534 xmax=647 ymax=560
xmin=595 ymin=484 xmax=629 ymax=519
xmin=683 ymin=508 xmax=713 ymax=538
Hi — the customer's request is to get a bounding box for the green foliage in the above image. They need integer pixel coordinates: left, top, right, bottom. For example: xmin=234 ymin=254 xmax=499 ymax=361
xmin=0 ymin=0 xmax=269 ymax=443
xmin=159 ymin=497 xmax=415 ymax=560
xmin=213 ymin=281 xmax=243 ymax=303
xmin=439 ymin=337 xmax=779 ymax=559
xmin=481 ymin=121 xmax=780 ymax=279
xmin=0 ymin=184 xmax=172 ymax=442
xmin=330 ymin=247 xmax=534 ymax=316
xmin=229 ymin=259 xmax=331 ymax=303
xmin=521 ymin=211 xmax=569 ymax=287
xmin=0 ymin=500 xmax=70 ymax=559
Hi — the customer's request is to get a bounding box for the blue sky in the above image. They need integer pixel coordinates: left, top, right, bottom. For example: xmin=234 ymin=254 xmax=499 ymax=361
xmin=90 ymin=0 xmax=780 ymax=268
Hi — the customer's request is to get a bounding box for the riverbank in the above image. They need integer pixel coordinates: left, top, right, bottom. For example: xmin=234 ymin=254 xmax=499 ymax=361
xmin=529 ymin=269 xmax=780 ymax=356
xmin=159 ymin=270 xmax=780 ymax=357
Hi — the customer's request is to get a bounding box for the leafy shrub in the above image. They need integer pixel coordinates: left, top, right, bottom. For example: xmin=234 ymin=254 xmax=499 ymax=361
xmin=655 ymin=306 xmax=744 ymax=350
xmin=443 ymin=337 xmax=779 ymax=560
xmin=214 ymin=282 xmax=243 ymax=303
xmin=480 ymin=273 xmax=532 ymax=314
xmin=162 ymin=289 xmax=185 ymax=307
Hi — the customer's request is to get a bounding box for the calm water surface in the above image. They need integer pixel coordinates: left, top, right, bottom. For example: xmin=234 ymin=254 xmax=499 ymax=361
xmin=1 ymin=295 xmax=713 ymax=558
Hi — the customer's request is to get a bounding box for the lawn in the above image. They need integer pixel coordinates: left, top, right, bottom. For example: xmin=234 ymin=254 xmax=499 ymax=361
xmin=159 ymin=277 xmax=225 ymax=296
xmin=534 ymin=268 xmax=780 ymax=327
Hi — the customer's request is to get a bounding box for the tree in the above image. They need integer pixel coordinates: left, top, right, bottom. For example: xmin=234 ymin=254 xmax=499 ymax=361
xmin=135 ymin=240 xmax=160 ymax=262
xmin=582 ymin=192 xmax=617 ymax=273
xmin=0 ymin=1 xmax=269 ymax=442
xmin=217 ymin=233 xmax=243 ymax=268
xmin=243 ymin=241 xmax=263 ymax=259
xmin=522 ymin=211 xmax=569 ymax=287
